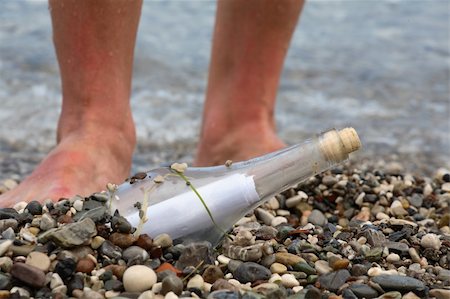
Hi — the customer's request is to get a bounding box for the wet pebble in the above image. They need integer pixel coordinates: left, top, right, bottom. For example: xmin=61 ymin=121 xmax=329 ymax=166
xmin=233 ymin=262 xmax=271 ymax=283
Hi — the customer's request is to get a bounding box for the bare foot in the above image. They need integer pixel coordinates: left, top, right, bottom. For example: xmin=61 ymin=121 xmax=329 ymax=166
xmin=0 ymin=127 xmax=135 ymax=207
xmin=195 ymin=122 xmax=286 ymax=166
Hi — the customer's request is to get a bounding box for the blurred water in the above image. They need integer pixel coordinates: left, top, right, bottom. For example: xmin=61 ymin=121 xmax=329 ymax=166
xmin=0 ymin=0 xmax=448 ymax=179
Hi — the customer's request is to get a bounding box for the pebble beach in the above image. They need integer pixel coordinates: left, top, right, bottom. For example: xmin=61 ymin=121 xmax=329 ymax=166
xmin=0 ymin=162 xmax=448 ymax=299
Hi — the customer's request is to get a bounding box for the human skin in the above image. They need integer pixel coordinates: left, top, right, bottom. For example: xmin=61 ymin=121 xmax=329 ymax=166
xmin=0 ymin=0 xmax=304 ymax=206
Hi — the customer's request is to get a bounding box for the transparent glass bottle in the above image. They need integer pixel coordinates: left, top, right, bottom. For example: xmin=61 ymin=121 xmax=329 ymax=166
xmin=111 ymin=128 xmax=361 ymax=245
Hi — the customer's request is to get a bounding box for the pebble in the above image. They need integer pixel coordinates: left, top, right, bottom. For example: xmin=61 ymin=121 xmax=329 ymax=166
xmin=271 ymin=216 xmax=287 ymax=227
xmin=386 ymin=253 xmax=401 ymax=263
xmin=10 ymin=262 xmax=46 ymax=288
xmin=390 ymin=200 xmax=408 ymax=216
xmin=317 ymin=269 xmax=350 ymax=292
xmin=371 ymin=275 xmax=425 ymax=292
xmin=25 ymin=251 xmax=51 ymax=272
xmin=349 ymin=284 xmax=379 ymax=299
xmin=109 ymin=232 xmax=136 ymax=248
xmin=420 ymin=233 xmax=442 ymax=250
xmin=0 ymin=240 xmax=12 ymax=257
xmin=275 ymin=252 xmax=305 ymax=266
xmin=40 ymin=213 xmax=57 ymax=231
xmin=76 ymin=257 xmax=96 ymax=273
xmin=280 ymin=273 xmax=299 ymax=288
xmin=315 ymin=260 xmax=332 ymax=275
xmin=123 ymin=245 xmax=150 ymax=263
xmin=255 ymin=208 xmax=275 ymax=225
xmin=38 ymin=218 xmax=97 ymax=248
xmin=429 ymin=289 xmax=450 ymax=299
xmin=233 ymin=262 xmax=271 ymax=283
xmin=187 ymin=274 xmax=204 ymax=290
xmin=270 ymin=262 xmax=287 ymax=274
xmin=161 ymin=275 xmax=183 ymax=295
xmin=308 ymin=209 xmax=327 ymax=226
xmin=123 ymin=265 xmax=157 ymax=292
xmin=153 ymin=233 xmax=173 ymax=248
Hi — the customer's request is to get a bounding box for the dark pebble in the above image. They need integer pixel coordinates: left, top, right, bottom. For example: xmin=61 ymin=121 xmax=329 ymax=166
xmin=305 ymin=286 xmax=322 ymax=299
xmin=67 ymin=274 xmax=84 ymax=294
xmin=211 ymin=279 xmax=240 ymax=292
xmin=10 ymin=263 xmax=46 ymax=288
xmin=318 ymin=269 xmax=351 ymax=292
xmin=0 ymin=272 xmax=11 ymax=290
xmin=0 ymin=208 xmax=19 ymax=220
xmin=54 ymin=258 xmax=77 ymax=280
xmin=135 ymin=234 xmax=153 ymax=250
xmin=104 ymin=279 xmax=124 ymax=292
xmin=202 ymin=265 xmax=224 ymax=284
xmin=233 ymin=262 xmax=271 ymax=283
xmin=111 ymin=215 xmax=133 ymax=234
xmin=351 ymin=264 xmax=369 ymax=276
xmin=25 ymin=201 xmax=42 ymax=215
xmin=255 ymin=226 xmax=278 ymax=240
xmin=99 ymin=240 xmax=122 ymax=259
xmin=349 ymin=284 xmax=379 ymax=299
xmin=161 ymin=275 xmax=184 ymax=296
xmin=208 ymin=290 xmax=241 ymax=299
xmin=371 ymin=275 xmax=426 ymax=293
xmin=175 ymin=241 xmax=216 ymax=269
xmin=342 ymin=288 xmax=358 ymax=299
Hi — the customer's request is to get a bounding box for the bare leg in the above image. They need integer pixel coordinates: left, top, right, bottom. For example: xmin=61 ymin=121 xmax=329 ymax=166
xmin=0 ymin=0 xmax=142 ymax=206
xmin=195 ymin=0 xmax=304 ymax=166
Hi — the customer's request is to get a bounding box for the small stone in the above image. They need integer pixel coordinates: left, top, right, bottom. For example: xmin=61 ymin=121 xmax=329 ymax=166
xmin=371 ymin=275 xmax=425 ymax=293
xmin=104 ymin=279 xmax=123 ymax=292
xmin=109 ymin=232 xmax=136 ymax=248
xmin=256 ymin=208 xmax=275 ymax=225
xmin=293 ymin=262 xmax=316 ymax=275
xmin=0 ymin=240 xmax=12 ymax=257
xmin=365 ymin=247 xmax=383 ymax=262
xmin=308 ymin=209 xmax=327 ymax=226
xmin=54 ymin=258 xmax=77 ymax=280
xmin=271 ymin=216 xmax=287 ymax=227
xmin=26 ymin=251 xmax=51 ymax=272
xmin=175 ymin=241 xmax=215 ymax=269
xmin=76 ymin=257 xmax=96 ymax=273
xmin=281 ymin=273 xmax=299 ymax=288
xmin=123 ymin=246 xmax=150 ymax=263
xmin=315 ymin=260 xmax=332 ymax=275
xmin=202 ymin=265 xmax=224 ymax=283
xmin=25 ymin=201 xmax=43 ymax=215
xmin=99 ymin=240 xmax=122 ymax=259
xmin=270 ymin=263 xmax=287 ymax=274
xmin=390 ymin=200 xmax=408 ymax=216
xmin=330 ymin=258 xmax=350 ymax=270
xmin=91 ymin=236 xmax=105 ymax=249
xmin=187 ymin=274 xmax=204 ymax=290
xmin=255 ymin=226 xmax=278 ymax=240
xmin=38 ymin=218 xmax=97 ymax=248
xmin=275 ymin=252 xmax=305 ymax=266
xmin=170 ymin=162 xmax=188 ymax=173
xmin=50 ymin=273 xmax=64 ymax=289
xmin=408 ymin=194 xmax=423 ymax=208
xmin=123 ymin=265 xmax=157 ymax=292
xmin=0 ymin=272 xmax=11 ymax=290
xmin=386 ymin=253 xmax=401 ymax=263
xmin=420 ymin=233 xmax=442 ymax=250
xmin=349 ymin=284 xmax=379 ymax=299
xmin=442 ymin=183 xmax=450 ymax=192
xmin=40 ymin=213 xmax=57 ymax=231
xmin=322 ymin=175 xmax=338 ymax=187
xmin=135 ymin=234 xmax=153 ymax=250
xmin=11 ymin=262 xmax=46 ymax=288
xmin=153 ymin=233 xmax=173 ymax=248
xmin=429 ymin=289 xmax=450 ymax=299
xmin=137 ymin=291 xmax=156 ymax=299
xmin=208 ymin=290 xmax=241 ymax=299
xmin=317 ymin=269 xmax=350 ymax=292
xmin=233 ymin=262 xmax=271 ymax=283
xmin=161 ymin=275 xmax=183 ymax=295
xmin=211 ymin=278 xmax=240 ymax=292
xmin=402 ymin=291 xmax=420 ymax=299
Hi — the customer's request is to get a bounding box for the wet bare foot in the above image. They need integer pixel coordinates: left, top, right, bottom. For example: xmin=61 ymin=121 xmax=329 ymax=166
xmin=0 ymin=128 xmax=135 ymax=207
xmin=194 ymin=122 xmax=286 ymax=166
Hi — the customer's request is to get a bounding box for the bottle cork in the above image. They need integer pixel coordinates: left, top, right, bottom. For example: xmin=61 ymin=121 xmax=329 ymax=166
xmin=319 ymin=127 xmax=361 ymax=162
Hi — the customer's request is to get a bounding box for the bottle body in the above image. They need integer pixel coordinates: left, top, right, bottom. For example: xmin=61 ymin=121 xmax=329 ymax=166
xmin=111 ymin=128 xmax=361 ymax=245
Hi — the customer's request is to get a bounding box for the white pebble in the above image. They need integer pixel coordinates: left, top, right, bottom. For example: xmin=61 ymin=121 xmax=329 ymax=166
xmin=164 ymin=291 xmax=179 ymax=299
xmin=217 ymin=254 xmax=231 ymax=265
xmin=292 ymin=286 xmax=304 ymax=293
xmin=368 ymin=267 xmax=398 ymax=276
xmin=224 ymin=273 xmax=233 ymax=279
xmin=281 ymin=273 xmax=300 ymax=288
xmin=105 ymin=290 xmax=121 ymax=298
xmin=256 ymin=208 xmax=275 ymax=225
xmin=376 ymin=212 xmax=390 ymax=220
xmin=50 ymin=273 xmax=64 ymax=289
xmin=386 ymin=253 xmax=400 ymax=263
xmin=186 ymin=274 xmax=204 ymax=290
xmin=442 ymin=183 xmax=450 ymax=192
xmin=137 ymin=291 xmax=156 ymax=299
xmin=421 ymin=233 xmax=442 ymax=250
xmin=151 ymin=282 xmax=162 ymax=293
xmin=123 ymin=265 xmax=157 ymax=292
xmin=390 ymin=200 xmax=408 ymax=216
xmin=0 ymin=240 xmax=13 ymax=257
xmin=315 ymin=260 xmax=332 ymax=275
xmin=271 ymin=216 xmax=287 ymax=227
xmin=13 ymin=201 xmax=27 ymax=212
xmin=269 ymin=273 xmax=282 ymax=283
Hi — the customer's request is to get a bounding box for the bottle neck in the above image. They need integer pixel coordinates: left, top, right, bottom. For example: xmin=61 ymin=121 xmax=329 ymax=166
xmin=236 ymin=129 xmax=350 ymax=201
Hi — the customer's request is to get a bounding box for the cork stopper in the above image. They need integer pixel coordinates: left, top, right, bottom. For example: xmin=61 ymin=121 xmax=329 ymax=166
xmin=319 ymin=127 xmax=361 ymax=162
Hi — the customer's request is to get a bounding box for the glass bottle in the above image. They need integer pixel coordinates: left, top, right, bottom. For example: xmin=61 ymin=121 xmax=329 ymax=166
xmin=110 ymin=128 xmax=361 ymax=245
